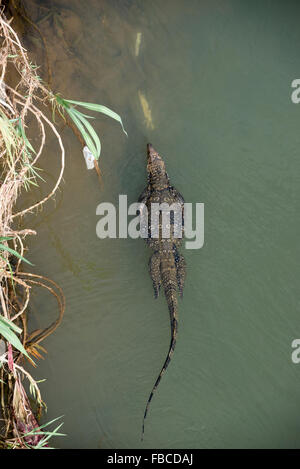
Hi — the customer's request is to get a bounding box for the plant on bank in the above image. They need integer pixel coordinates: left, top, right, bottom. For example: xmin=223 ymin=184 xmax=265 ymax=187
xmin=0 ymin=7 xmax=126 ymax=449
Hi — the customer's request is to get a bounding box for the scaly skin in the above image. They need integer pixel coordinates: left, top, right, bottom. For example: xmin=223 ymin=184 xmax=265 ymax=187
xmin=139 ymin=143 xmax=186 ymax=440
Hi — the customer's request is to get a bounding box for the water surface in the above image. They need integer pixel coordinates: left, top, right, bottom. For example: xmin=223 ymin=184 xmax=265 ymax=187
xmin=19 ymin=0 xmax=300 ymax=448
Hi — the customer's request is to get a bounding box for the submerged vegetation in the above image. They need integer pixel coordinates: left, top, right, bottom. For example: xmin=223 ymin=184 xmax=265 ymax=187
xmin=0 ymin=3 xmax=126 ymax=449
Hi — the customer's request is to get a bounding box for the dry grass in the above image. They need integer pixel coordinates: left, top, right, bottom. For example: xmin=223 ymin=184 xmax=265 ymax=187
xmin=0 ymin=10 xmax=65 ymax=448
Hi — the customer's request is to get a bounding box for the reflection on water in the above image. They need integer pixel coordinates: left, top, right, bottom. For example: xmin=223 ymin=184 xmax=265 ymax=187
xmin=18 ymin=0 xmax=300 ymax=448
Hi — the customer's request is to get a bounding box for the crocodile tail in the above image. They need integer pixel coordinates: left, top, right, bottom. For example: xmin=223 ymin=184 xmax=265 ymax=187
xmin=141 ymin=257 xmax=178 ymax=440
xmin=141 ymin=315 xmax=178 ymax=441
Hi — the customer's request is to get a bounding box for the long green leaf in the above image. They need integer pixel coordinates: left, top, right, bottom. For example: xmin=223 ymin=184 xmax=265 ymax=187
xmin=0 ymin=243 xmax=33 ymax=265
xmin=17 ymin=119 xmax=36 ymax=154
xmin=71 ymin=109 xmax=101 ymax=158
xmin=65 ymin=100 xmax=127 ymax=136
xmin=0 ymin=316 xmax=22 ymax=334
xmin=0 ymin=318 xmax=29 ymax=358
xmin=34 ymin=423 xmax=65 ymax=448
xmin=66 ymin=109 xmax=98 ymax=159
xmin=31 ymin=416 xmax=64 ymax=432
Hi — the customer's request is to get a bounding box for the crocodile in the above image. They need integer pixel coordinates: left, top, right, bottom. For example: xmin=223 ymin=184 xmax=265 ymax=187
xmin=138 ymin=143 xmax=186 ymax=440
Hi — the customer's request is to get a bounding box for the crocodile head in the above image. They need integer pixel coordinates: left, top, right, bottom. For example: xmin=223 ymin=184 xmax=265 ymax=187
xmin=147 ymin=143 xmax=169 ymax=189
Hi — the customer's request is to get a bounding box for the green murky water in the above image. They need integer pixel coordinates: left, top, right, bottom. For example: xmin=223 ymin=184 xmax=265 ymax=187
xmin=19 ymin=0 xmax=300 ymax=448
